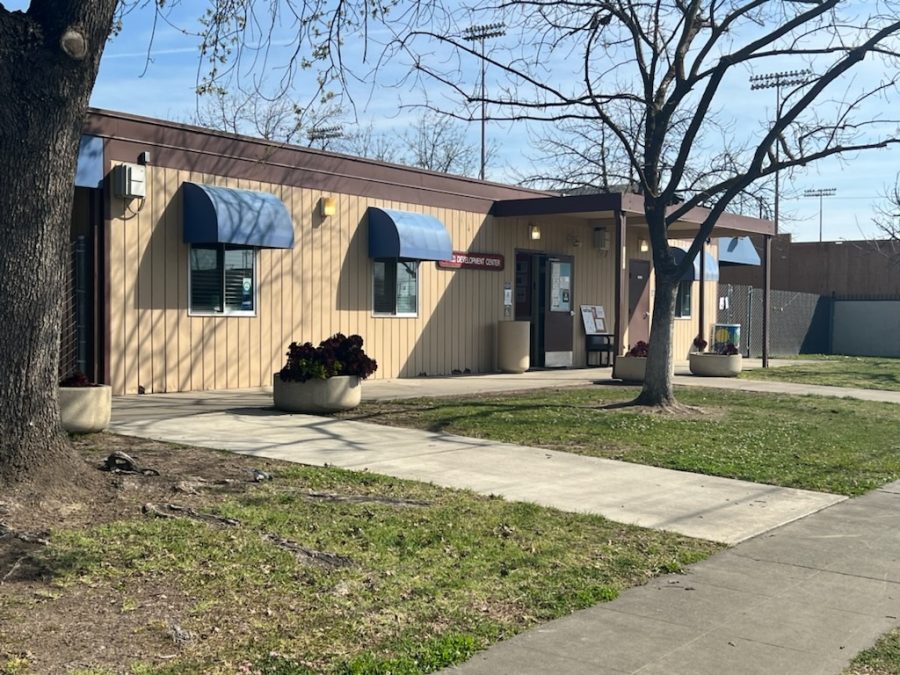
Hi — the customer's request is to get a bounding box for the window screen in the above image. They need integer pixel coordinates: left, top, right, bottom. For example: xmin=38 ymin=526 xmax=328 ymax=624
xmin=190 ymin=245 xmax=256 ymax=314
xmin=373 ymin=259 xmax=418 ymax=315
xmin=675 ymin=280 xmax=692 ymax=318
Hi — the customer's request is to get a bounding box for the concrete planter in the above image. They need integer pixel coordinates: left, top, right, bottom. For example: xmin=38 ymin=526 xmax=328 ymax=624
xmin=59 ymin=385 xmax=112 ymax=433
xmin=273 ymin=374 xmax=362 ymax=413
xmin=497 ymin=320 xmax=530 ymax=374
xmin=689 ymin=353 xmax=743 ymax=377
xmin=613 ymin=356 xmax=646 ymax=382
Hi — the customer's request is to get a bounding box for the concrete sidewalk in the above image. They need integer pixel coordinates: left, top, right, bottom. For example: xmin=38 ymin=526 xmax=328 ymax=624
xmin=112 ymin=408 xmax=843 ymax=545
xmin=447 ymin=481 xmax=900 ymax=675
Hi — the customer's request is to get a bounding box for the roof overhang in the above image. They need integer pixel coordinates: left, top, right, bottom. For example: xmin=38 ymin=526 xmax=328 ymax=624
xmin=491 ymin=193 xmax=774 ymax=238
xmin=182 ymin=182 xmax=294 ymax=249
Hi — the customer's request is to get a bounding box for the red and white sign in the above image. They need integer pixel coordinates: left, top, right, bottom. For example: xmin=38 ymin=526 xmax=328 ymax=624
xmin=437 ymin=251 xmax=505 ymax=271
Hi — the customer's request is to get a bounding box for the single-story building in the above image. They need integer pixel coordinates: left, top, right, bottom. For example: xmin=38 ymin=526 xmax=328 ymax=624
xmin=65 ymin=109 xmax=773 ymax=395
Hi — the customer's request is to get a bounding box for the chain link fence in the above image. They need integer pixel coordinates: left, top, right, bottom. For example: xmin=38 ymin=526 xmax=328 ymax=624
xmin=717 ymin=284 xmax=831 ymax=357
xmin=59 ymin=236 xmax=91 ymax=379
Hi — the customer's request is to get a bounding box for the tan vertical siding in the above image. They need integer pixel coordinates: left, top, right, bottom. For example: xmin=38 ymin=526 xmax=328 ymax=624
xmin=107 ymin=167 xmax=627 ymax=393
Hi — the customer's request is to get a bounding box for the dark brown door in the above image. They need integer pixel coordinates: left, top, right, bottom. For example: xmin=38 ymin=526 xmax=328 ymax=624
xmin=514 ymin=252 xmax=532 ymax=321
xmin=544 ymin=256 xmax=574 ymax=365
xmin=628 ymin=259 xmax=651 ymax=346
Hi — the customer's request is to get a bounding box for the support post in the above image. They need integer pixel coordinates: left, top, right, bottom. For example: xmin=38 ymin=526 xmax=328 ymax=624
xmin=762 ymin=234 xmax=772 ymax=367
xmin=613 ymin=210 xmax=628 ymax=356
xmin=698 ymin=240 xmax=706 ymax=344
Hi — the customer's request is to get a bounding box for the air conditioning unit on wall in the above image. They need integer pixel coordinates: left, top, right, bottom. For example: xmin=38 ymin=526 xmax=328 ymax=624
xmin=112 ymin=163 xmax=146 ymax=199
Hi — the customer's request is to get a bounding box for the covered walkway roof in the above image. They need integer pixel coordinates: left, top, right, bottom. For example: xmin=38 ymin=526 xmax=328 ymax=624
xmin=491 ymin=192 xmax=775 ymax=238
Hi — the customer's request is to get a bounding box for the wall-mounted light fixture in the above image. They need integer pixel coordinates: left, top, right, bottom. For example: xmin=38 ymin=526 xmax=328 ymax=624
xmin=529 ymin=224 xmax=541 ymax=240
xmin=639 ymin=237 xmax=649 ymax=253
xmin=592 ymin=226 xmax=609 ymax=251
xmin=568 ymin=233 xmax=582 ymax=248
xmin=320 ymin=196 xmax=337 ymax=218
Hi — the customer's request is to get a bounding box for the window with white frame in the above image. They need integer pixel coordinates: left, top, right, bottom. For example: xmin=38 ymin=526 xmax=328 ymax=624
xmin=189 ymin=245 xmax=256 ymax=315
xmin=373 ymin=259 xmax=418 ymax=316
xmin=675 ymin=279 xmax=692 ymax=318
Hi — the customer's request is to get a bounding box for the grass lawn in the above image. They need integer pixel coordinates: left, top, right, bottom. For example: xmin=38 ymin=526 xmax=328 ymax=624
xmin=339 ymin=386 xmax=900 ymax=496
xmin=0 ymin=434 xmax=718 ymax=674
xmin=743 ymin=355 xmax=900 ymax=391
xmin=846 ymin=627 xmax=900 ymax=674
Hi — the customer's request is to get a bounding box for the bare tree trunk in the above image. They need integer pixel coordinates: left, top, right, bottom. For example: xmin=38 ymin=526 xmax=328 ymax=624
xmin=0 ymin=2 xmax=117 ymax=486
xmin=634 ymin=276 xmax=678 ymax=407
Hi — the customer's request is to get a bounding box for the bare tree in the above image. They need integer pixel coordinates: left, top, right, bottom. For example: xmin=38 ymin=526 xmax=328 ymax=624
xmin=391 ymin=0 xmax=900 ymax=408
xmin=401 ymin=111 xmax=478 ymax=174
xmin=337 ymin=112 xmax=490 ymax=175
xmin=519 ymin=119 xmax=638 ymax=193
xmin=337 ymin=122 xmax=403 ymax=163
xmin=193 ymin=91 xmax=343 ymax=144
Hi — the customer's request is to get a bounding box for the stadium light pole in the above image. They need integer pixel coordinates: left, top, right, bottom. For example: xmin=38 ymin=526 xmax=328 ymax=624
xmin=803 ymin=187 xmax=837 ymax=242
xmin=463 ymin=23 xmax=505 ymax=181
xmin=749 ymin=69 xmax=813 ymax=368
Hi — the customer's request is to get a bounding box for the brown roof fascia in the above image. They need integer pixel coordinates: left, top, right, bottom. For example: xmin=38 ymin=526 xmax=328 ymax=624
xmin=666 ymin=204 xmax=774 ymax=236
xmin=491 ymin=191 xmax=773 ymax=236
xmin=84 ymin=108 xmax=554 ymax=214
xmin=491 ymin=192 xmax=624 ymax=217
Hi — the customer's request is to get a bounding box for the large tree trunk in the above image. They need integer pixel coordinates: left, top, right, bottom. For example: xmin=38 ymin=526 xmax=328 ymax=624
xmin=634 ymin=275 xmax=679 ymax=407
xmin=0 ymin=2 xmax=117 ymax=486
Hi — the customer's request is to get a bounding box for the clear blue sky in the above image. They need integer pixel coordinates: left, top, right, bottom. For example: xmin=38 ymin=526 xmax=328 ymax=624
xmin=9 ymin=1 xmax=894 ymax=241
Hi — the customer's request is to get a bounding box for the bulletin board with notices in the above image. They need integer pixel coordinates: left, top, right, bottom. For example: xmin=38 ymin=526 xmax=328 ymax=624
xmin=580 ymin=305 xmax=607 ymax=334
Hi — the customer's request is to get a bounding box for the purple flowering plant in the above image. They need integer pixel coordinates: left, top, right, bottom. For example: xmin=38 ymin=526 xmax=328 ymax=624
xmin=626 ymin=341 xmax=649 ymax=357
xmin=279 ymin=333 xmax=378 ymax=383
xmin=59 ymin=371 xmax=93 ymax=387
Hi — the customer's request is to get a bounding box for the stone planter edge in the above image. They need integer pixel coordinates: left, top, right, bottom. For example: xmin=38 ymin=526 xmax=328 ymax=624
xmin=59 ymin=384 xmax=112 ymax=433
xmin=688 ymin=352 xmax=743 ymax=377
xmin=273 ymin=374 xmax=363 ymax=413
xmin=613 ymin=355 xmax=647 ymax=382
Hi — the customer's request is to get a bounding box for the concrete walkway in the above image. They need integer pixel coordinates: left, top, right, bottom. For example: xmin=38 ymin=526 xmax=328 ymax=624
xmin=109 ymin=364 xmax=900 ymax=545
xmin=112 ymin=409 xmax=843 ymax=545
xmin=447 ymin=481 xmax=900 ymax=675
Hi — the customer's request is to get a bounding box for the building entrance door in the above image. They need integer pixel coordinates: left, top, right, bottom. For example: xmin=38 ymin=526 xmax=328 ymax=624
xmin=515 ymin=252 xmax=575 ymax=367
xmin=628 ymin=259 xmax=651 ymax=347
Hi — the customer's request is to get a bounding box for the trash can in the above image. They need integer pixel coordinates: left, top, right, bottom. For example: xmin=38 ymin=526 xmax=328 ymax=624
xmin=497 ymin=320 xmax=530 ymax=373
xmin=712 ymin=323 xmax=741 ymax=352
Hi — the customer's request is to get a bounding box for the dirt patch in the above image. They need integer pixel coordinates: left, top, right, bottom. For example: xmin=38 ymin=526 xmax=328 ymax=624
xmin=1 ymin=580 xmax=191 ymax=673
xmin=0 ymin=434 xmax=277 ymax=533
xmin=0 ymin=433 xmax=282 ymax=674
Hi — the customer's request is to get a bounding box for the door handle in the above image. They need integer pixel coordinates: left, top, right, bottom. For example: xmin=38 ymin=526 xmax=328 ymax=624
xmin=643 ymin=312 xmax=650 ymax=319
xmin=569 ymin=310 xmax=575 ymax=317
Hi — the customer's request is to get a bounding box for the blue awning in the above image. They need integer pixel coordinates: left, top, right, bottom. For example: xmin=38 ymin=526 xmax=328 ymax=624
xmin=672 ymin=247 xmax=720 ymax=281
xmin=367 ymin=207 xmax=452 ymax=261
xmin=718 ymin=236 xmax=761 ymax=266
xmin=182 ymin=182 xmax=294 ymax=249
xmin=75 ymin=135 xmax=103 ymax=189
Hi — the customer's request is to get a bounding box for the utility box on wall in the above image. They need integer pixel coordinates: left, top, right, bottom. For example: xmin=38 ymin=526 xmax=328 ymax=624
xmin=112 ymin=163 xmax=146 ymax=199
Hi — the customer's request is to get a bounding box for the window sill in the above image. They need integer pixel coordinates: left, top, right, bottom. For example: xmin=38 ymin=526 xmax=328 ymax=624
xmin=188 ymin=311 xmax=257 ymax=318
